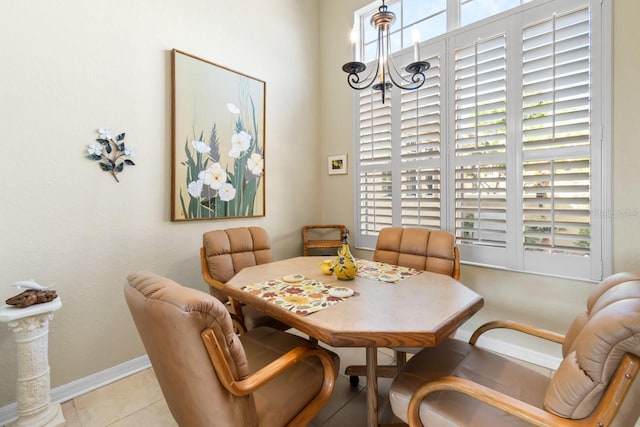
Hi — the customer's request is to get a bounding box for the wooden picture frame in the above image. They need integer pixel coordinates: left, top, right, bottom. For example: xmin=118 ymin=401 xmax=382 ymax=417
xmin=171 ymin=49 xmax=266 ymax=221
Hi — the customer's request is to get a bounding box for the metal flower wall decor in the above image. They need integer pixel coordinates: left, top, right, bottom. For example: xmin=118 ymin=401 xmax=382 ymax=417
xmin=87 ymin=128 xmax=136 ymax=182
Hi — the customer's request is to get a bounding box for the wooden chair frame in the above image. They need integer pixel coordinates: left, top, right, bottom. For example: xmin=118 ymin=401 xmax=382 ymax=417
xmin=302 ymin=224 xmax=347 ymax=256
xmin=201 ymin=329 xmax=336 ymax=426
xmin=404 ymin=320 xmax=640 ymax=427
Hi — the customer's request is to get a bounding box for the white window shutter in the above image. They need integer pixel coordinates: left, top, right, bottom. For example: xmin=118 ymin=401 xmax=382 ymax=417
xmin=453 ymin=34 xmax=508 ymax=255
xmin=400 ymin=53 xmax=442 ymax=229
xmin=521 ymin=6 xmax=593 ymax=276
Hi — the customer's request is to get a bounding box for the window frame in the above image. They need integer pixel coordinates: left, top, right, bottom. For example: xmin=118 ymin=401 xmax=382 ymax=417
xmin=351 ymin=0 xmax=612 ymax=281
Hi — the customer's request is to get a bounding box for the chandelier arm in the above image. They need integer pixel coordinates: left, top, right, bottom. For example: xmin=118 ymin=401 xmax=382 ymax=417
xmin=386 ymin=68 xmax=427 ymax=90
xmin=384 ymin=33 xmax=428 ymax=90
xmin=345 ymin=64 xmax=379 ymax=90
xmin=387 ymin=44 xmax=416 ymax=85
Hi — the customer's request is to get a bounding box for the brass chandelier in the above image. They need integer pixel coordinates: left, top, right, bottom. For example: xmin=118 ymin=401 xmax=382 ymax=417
xmin=342 ymin=0 xmax=430 ymax=103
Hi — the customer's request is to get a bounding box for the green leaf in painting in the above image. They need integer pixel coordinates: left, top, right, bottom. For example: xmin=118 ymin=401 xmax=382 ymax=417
xmin=179 ymin=189 xmax=188 ymax=219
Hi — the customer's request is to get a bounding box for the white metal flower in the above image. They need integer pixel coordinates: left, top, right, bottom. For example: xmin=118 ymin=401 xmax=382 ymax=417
xmin=124 ymin=145 xmax=136 ymax=157
xmin=98 ymin=128 xmax=112 ymax=140
xmin=192 ymin=140 xmax=211 ymax=154
xmin=247 ymin=153 xmax=264 ymax=176
xmin=187 ymin=179 xmax=204 ymax=198
xmin=199 ymin=163 xmax=227 ymax=190
xmin=229 ymin=131 xmax=251 ymax=158
xmin=227 ymin=103 xmax=240 ymax=114
xmin=88 ymin=143 xmax=103 ymax=156
xmin=219 ymin=183 xmax=236 ymax=201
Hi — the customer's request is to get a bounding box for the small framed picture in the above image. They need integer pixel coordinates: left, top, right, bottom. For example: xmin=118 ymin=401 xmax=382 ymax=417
xmin=328 ymin=154 xmax=347 ymax=175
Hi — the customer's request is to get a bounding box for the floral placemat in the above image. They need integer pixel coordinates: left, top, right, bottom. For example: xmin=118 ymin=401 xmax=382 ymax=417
xmin=241 ymin=279 xmax=351 ymax=316
xmin=356 ymin=259 xmax=422 ymax=284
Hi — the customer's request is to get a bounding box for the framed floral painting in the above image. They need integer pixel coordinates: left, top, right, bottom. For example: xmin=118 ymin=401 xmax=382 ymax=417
xmin=171 ymin=49 xmax=265 ymax=221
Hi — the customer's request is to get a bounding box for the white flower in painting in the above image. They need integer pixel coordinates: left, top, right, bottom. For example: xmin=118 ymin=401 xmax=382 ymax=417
xmin=187 ymin=179 xmax=204 ymax=198
xmin=88 ymin=143 xmax=103 ymax=156
xmin=229 ymin=146 xmax=241 ymax=159
xmin=229 ymin=131 xmax=251 ymax=158
xmin=247 ymin=153 xmax=264 ymax=176
xmin=227 ymin=103 xmax=240 ymax=114
xmin=199 ymin=163 xmax=227 ymax=190
xmin=98 ymin=128 xmax=112 ymax=140
xmin=124 ymin=145 xmax=136 ymax=157
xmin=219 ymin=183 xmax=236 ymax=201
xmin=192 ymin=140 xmax=211 ymax=154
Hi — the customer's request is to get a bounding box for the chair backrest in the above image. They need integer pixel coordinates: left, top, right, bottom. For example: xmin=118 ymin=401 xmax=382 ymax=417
xmin=124 ymin=272 xmax=259 ymax=426
xmin=203 ymin=227 xmax=273 ymax=301
xmin=544 ymin=272 xmax=640 ymax=423
xmin=373 ymin=227 xmax=460 ymax=279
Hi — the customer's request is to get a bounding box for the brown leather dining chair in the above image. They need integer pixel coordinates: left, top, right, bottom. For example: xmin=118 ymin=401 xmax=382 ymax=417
xmin=345 ymin=226 xmax=460 ymax=386
xmin=389 ymin=272 xmax=640 ymax=426
xmin=200 ymin=226 xmax=288 ymax=333
xmin=124 ymin=271 xmax=340 ymax=427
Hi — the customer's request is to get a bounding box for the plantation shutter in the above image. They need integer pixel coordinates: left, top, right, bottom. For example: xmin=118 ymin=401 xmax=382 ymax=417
xmin=358 ymin=88 xmax=393 ymax=244
xmin=453 ymin=34 xmax=508 ymax=259
xmin=400 ymin=53 xmax=442 ymax=229
xmin=521 ymin=7 xmax=591 ymax=259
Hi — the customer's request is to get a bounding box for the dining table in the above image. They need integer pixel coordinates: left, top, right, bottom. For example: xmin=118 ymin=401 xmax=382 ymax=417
xmin=217 ymin=256 xmax=484 ymax=427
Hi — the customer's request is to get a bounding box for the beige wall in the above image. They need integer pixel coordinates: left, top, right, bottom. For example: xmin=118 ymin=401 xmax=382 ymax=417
xmin=0 ymin=0 xmax=320 ymax=407
xmin=1 ymin=0 xmax=638 ymax=410
xmin=319 ymin=0 xmax=640 ymax=355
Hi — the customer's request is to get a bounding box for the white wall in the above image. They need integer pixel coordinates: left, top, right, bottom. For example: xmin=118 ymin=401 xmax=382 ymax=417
xmin=0 ymin=0 xmax=320 ymax=407
xmin=318 ymin=0 xmax=640 ymax=362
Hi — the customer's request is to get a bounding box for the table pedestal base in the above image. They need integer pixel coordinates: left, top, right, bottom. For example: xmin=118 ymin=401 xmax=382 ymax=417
xmin=366 ymin=347 xmax=379 ymax=427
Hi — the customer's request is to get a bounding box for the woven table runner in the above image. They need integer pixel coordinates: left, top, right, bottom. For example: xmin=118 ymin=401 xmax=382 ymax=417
xmin=241 ymin=279 xmax=349 ymax=316
xmin=356 ymin=259 xmax=422 ymax=284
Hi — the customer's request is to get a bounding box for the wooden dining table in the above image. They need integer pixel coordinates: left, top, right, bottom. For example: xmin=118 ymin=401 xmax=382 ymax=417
xmin=218 ymin=256 xmax=484 ymax=427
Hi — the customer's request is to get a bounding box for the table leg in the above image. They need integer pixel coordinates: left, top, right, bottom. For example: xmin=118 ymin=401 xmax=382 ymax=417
xmin=366 ymin=346 xmax=378 ymax=427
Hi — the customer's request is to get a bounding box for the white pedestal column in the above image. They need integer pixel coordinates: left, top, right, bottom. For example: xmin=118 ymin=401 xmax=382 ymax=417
xmin=0 ymin=298 xmax=65 ymax=427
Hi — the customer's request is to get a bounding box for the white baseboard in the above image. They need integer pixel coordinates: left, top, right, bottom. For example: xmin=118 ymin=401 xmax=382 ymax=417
xmin=0 ymin=355 xmax=150 ymax=426
xmin=455 ymin=329 xmax=563 ymax=371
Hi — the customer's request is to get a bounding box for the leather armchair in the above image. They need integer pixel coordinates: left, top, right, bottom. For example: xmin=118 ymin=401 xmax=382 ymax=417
xmin=389 ymin=272 xmax=640 ymax=426
xmin=201 ymin=227 xmax=287 ymax=332
xmin=346 ymin=226 xmax=460 ymax=385
xmin=373 ymin=227 xmax=460 ymax=279
xmin=124 ymin=271 xmax=340 ymax=427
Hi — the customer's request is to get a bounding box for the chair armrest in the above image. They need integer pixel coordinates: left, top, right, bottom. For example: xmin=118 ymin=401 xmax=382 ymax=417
xmin=407 ymin=353 xmax=640 ymax=427
xmin=201 ymin=328 xmax=336 ymax=398
xmin=407 ymin=376 xmax=568 ymax=427
xmin=469 ymin=320 xmax=565 ymax=346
